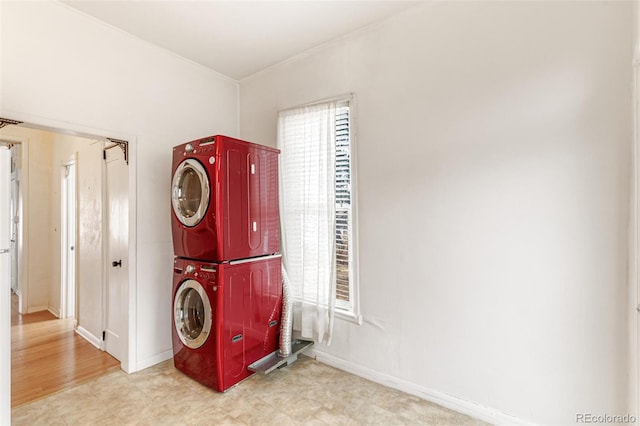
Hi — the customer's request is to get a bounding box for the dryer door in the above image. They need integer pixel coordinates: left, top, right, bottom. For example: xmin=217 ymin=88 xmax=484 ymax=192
xmin=172 ymin=159 xmax=210 ymax=227
xmin=174 ymin=279 xmax=212 ymax=349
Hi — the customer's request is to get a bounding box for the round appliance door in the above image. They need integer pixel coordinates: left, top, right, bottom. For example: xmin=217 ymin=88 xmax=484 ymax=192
xmin=174 ymin=279 xmax=212 ymax=349
xmin=172 ymin=159 xmax=210 ymax=227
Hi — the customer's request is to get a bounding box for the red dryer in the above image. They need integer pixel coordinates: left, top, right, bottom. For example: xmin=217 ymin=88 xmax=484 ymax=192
xmin=171 ymin=135 xmax=280 ymax=262
xmin=172 ymin=255 xmax=282 ymax=392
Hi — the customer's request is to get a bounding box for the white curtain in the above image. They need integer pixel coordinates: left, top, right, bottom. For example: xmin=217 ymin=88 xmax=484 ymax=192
xmin=278 ymin=101 xmax=337 ymax=344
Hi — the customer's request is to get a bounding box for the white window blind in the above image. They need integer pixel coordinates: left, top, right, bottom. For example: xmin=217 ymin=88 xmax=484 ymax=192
xmin=334 ymin=103 xmax=354 ymax=313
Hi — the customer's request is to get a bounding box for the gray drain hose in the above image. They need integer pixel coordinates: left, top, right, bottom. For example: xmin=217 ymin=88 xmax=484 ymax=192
xmin=278 ymin=265 xmax=292 ymax=357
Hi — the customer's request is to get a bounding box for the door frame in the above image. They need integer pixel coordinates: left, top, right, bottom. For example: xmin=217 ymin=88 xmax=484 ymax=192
xmin=9 ymin=142 xmax=22 ymax=298
xmin=60 ymin=158 xmax=77 ymax=320
xmin=1 ymin=145 xmax=12 ymax=425
xmin=0 ymin=136 xmax=26 ymax=315
xmin=2 ymin=113 xmax=137 ymax=374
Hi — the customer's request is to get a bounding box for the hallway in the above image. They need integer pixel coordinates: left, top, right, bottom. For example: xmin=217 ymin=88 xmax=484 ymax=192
xmin=11 ymin=294 xmax=120 ymax=407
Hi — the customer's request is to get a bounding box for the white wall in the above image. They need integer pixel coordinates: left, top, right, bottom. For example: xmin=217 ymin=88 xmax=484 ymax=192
xmin=0 ymin=1 xmax=239 ymax=371
xmin=24 ymin=133 xmax=53 ymax=314
xmin=240 ymin=2 xmax=633 ymax=425
xmin=632 ymin=0 xmax=640 ymax=418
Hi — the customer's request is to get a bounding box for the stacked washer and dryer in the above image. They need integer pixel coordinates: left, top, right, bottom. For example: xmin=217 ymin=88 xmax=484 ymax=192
xmin=170 ymin=135 xmax=282 ymax=392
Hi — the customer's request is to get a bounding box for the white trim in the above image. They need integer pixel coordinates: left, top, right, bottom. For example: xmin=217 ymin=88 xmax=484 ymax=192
xmin=47 ymin=307 xmax=60 ymax=318
xmin=135 ymin=349 xmax=173 ymax=372
xmin=229 ymin=253 xmax=281 ymax=265
xmin=75 ymin=325 xmax=103 ymax=350
xmin=0 ymin=146 xmax=11 ymax=426
xmin=125 ymin=136 xmax=137 ymax=374
xmin=25 ymin=305 xmax=50 ymax=314
xmin=308 ymin=349 xmax=538 ymax=426
xmin=279 ymin=93 xmax=353 ymax=113
xmin=334 ymin=310 xmax=362 ymax=325
xmin=20 ymin=138 xmax=29 ymax=317
xmin=347 ymin=93 xmax=361 ymax=323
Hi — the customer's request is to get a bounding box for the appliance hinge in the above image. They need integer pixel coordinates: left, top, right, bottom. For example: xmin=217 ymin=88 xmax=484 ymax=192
xmin=0 ymin=117 xmax=23 ymax=129
xmin=104 ymin=138 xmax=129 ymax=165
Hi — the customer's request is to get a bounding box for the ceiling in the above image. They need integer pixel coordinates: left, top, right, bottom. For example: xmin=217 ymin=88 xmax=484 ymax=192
xmin=61 ymin=1 xmax=420 ymax=80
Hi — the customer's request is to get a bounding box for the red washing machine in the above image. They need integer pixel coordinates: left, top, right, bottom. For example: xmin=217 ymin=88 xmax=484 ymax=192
xmin=171 ymin=135 xmax=280 ymax=262
xmin=172 ymin=255 xmax=282 ymax=392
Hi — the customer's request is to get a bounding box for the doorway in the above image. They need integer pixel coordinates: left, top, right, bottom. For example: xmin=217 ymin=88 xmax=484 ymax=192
xmin=0 ymin=123 xmax=133 ymax=407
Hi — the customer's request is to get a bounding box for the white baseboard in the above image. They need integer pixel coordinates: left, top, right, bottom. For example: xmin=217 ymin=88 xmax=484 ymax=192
xmin=308 ymin=349 xmax=537 ymax=426
xmin=135 ymin=349 xmax=173 ymax=373
xmin=25 ymin=305 xmax=48 ymax=314
xmin=75 ymin=326 xmax=103 ymax=350
xmin=47 ymin=307 xmax=60 ymax=318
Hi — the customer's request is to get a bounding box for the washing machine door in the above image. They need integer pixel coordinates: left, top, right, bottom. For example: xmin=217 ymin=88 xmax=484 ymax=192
xmin=172 ymin=159 xmax=210 ymax=227
xmin=174 ymin=279 xmax=212 ymax=349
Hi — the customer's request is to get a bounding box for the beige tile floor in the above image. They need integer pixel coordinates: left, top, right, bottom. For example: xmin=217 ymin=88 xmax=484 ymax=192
xmin=12 ymin=355 xmax=490 ymax=425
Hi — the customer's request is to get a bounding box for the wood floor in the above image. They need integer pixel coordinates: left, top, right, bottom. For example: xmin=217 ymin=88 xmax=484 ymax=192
xmin=11 ymin=294 xmax=120 ymax=408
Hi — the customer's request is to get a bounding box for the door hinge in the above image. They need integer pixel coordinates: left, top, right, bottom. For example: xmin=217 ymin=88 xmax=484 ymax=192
xmin=103 ymin=150 xmax=106 ymax=160
xmin=102 ymin=331 xmax=106 ymax=341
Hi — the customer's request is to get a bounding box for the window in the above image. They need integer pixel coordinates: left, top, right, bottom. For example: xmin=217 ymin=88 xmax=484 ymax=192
xmin=278 ymin=96 xmax=359 ymax=336
xmin=334 ymin=103 xmax=355 ymax=314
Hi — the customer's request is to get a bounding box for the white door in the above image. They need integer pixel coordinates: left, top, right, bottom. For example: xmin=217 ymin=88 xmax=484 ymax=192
xmin=0 ymin=146 xmax=12 ymax=424
xmin=76 ymin=144 xmax=104 ymax=343
xmin=104 ymin=145 xmax=128 ymax=363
